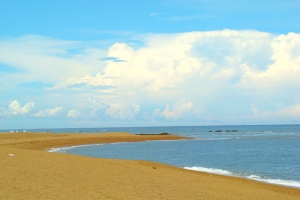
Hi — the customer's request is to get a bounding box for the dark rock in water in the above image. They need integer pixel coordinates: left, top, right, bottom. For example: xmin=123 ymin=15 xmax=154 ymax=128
xmin=226 ymin=130 xmax=238 ymax=132
xmin=215 ymin=130 xmax=222 ymax=132
xmin=209 ymin=130 xmax=212 ymax=132
xmin=159 ymin=132 xmax=170 ymax=135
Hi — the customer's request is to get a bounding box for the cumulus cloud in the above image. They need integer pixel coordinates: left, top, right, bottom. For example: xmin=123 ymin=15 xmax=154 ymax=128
xmin=105 ymin=103 xmax=141 ymax=119
xmin=8 ymin=100 xmax=35 ymax=115
xmin=161 ymin=99 xmax=193 ymax=119
xmin=67 ymin=109 xmax=81 ymax=118
xmin=1 ymin=30 xmax=299 ymax=125
xmin=69 ymin=73 xmax=115 ymax=87
xmin=239 ymin=32 xmax=300 ymax=92
xmin=34 ymin=106 xmax=63 ymax=117
xmin=250 ymin=104 xmax=300 ymax=124
xmin=76 ymin=30 xmax=277 ymax=95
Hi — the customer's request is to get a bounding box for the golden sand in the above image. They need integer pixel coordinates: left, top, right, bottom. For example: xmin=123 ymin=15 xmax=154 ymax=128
xmin=1 ymin=132 xmax=299 ymax=200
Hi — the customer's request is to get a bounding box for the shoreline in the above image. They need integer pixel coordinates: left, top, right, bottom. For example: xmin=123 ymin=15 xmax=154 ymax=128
xmin=183 ymin=166 xmax=300 ymax=190
xmin=1 ymin=132 xmax=299 ymax=199
xmin=47 ymin=137 xmax=300 ymax=190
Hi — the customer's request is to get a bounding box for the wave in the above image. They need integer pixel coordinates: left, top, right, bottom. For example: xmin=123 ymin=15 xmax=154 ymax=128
xmin=183 ymin=166 xmax=300 ymax=188
xmin=47 ymin=146 xmax=74 ymax=153
xmin=47 ymin=143 xmax=104 ymax=153
xmin=183 ymin=166 xmax=233 ymax=176
xmin=264 ymin=131 xmax=273 ymax=133
xmin=205 ymin=138 xmax=230 ymax=140
xmin=247 ymin=175 xmax=300 ymax=188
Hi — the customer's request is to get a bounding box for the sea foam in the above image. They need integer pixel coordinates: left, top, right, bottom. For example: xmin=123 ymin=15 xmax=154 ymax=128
xmin=247 ymin=175 xmax=300 ymax=188
xmin=47 ymin=143 xmax=103 ymax=153
xmin=184 ymin=166 xmax=300 ymax=188
xmin=184 ymin=166 xmax=233 ymax=176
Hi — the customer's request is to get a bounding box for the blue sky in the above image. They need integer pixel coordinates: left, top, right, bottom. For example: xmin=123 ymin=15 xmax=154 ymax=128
xmin=0 ymin=0 xmax=299 ymax=129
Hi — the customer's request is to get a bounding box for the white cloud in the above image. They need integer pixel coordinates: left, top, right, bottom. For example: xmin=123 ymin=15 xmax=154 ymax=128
xmin=105 ymin=103 xmax=141 ymax=119
xmin=278 ymin=105 xmax=300 ymax=118
xmin=0 ymin=35 xmax=106 ymax=86
xmin=77 ymin=30 xmax=276 ymax=95
xmin=108 ymin=43 xmax=135 ymax=61
xmin=162 ymin=99 xmax=193 ymax=119
xmin=250 ymin=104 xmax=300 ymax=123
xmin=67 ymin=109 xmax=81 ymax=118
xmin=239 ymin=32 xmax=300 ymax=92
xmin=1 ymin=30 xmax=299 ymax=125
xmin=8 ymin=100 xmax=35 ymax=115
xmin=34 ymin=106 xmax=63 ymax=117
xmin=68 ymin=73 xmax=115 ymax=87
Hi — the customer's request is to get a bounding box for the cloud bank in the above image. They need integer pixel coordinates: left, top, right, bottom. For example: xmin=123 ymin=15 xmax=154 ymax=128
xmin=0 ymin=30 xmax=299 ymax=127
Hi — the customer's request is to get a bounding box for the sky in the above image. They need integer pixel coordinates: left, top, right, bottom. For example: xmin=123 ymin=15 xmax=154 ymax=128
xmin=0 ymin=0 xmax=299 ymax=129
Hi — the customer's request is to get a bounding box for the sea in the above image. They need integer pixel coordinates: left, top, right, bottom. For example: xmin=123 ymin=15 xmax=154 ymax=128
xmin=5 ymin=124 xmax=300 ymax=188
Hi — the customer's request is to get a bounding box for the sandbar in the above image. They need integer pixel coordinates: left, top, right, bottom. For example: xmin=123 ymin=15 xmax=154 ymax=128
xmin=1 ymin=132 xmax=299 ymax=200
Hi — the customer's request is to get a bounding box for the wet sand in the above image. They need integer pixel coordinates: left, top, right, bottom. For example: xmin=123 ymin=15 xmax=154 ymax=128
xmin=1 ymin=132 xmax=299 ymax=200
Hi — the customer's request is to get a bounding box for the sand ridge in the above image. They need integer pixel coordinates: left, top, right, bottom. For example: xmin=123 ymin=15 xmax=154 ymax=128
xmin=0 ymin=132 xmax=299 ymax=200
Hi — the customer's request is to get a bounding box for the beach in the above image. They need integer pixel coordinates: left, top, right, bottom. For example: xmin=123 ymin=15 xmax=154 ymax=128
xmin=1 ymin=132 xmax=299 ymax=200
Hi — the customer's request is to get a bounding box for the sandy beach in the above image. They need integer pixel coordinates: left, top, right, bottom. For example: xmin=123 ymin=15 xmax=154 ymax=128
xmin=1 ymin=132 xmax=299 ymax=200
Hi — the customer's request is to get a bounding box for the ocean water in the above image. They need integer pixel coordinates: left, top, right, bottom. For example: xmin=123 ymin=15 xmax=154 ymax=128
xmin=44 ymin=125 xmax=299 ymax=188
